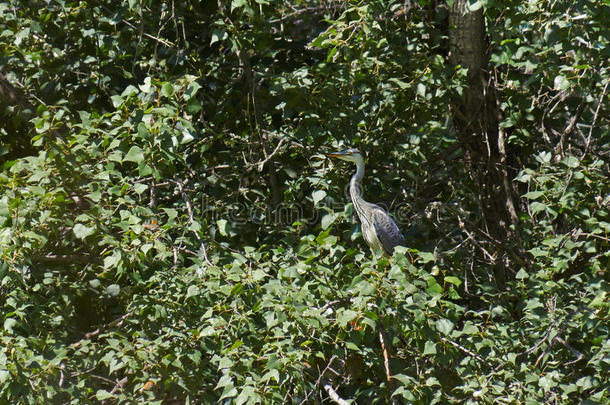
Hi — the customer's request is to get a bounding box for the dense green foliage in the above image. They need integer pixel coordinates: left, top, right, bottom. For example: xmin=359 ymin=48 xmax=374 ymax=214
xmin=1 ymin=0 xmax=608 ymax=403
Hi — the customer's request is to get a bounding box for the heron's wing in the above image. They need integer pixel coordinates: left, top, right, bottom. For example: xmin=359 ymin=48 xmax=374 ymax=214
xmin=371 ymin=207 xmax=405 ymax=256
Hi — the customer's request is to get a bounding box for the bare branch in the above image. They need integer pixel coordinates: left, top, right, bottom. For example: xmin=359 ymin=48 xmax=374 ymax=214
xmin=319 ymin=298 xmax=352 ymax=313
xmin=441 ymin=337 xmax=485 ymax=362
xmin=554 ymin=336 xmax=584 ymax=366
xmin=89 ymin=374 xmax=115 ymax=385
xmin=121 ymin=18 xmax=175 ymax=47
xmin=110 ymin=376 xmax=129 ymax=394
xmin=378 ymin=325 xmax=400 ymax=404
xmin=174 ymin=177 xmax=212 ymax=266
xmin=244 ymin=135 xmax=289 ymax=172
xmin=174 ymin=178 xmax=194 ymax=224
xmin=31 ymin=254 xmax=102 ymax=265
xmin=378 ymin=325 xmax=393 ymax=386
xmin=70 ymin=313 xmax=131 ymax=351
xmin=583 ymin=81 xmax=608 ymax=156
xmin=323 ymin=383 xmax=350 ymax=405
xmin=300 ymin=355 xmax=342 ymax=405
xmin=269 ymin=6 xmax=335 ymax=23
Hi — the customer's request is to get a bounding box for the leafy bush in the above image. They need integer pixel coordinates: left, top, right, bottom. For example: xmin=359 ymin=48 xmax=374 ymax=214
xmin=1 ymin=0 xmax=608 ymax=404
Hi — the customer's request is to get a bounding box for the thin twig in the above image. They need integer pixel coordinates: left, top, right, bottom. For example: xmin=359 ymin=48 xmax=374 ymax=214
xmin=378 ymin=325 xmax=399 ymax=404
xmin=268 ymin=6 xmax=335 ymax=23
xmin=440 ymin=337 xmax=485 ymax=362
xmin=378 ymin=326 xmax=392 ymax=384
xmin=554 ymin=336 xmax=583 ymax=366
xmin=175 ymin=178 xmax=194 ymax=223
xmin=149 ymin=178 xmax=157 ymax=208
xmin=299 ymin=355 xmax=342 ymax=405
xmin=246 ymin=136 xmax=289 ymax=172
xmin=31 ymin=254 xmax=102 ymax=265
xmin=121 ymin=18 xmax=175 ymax=47
xmin=70 ymin=366 xmax=96 ymax=378
xmin=555 ymin=101 xmax=584 ymax=157
xmin=456 ymin=215 xmax=496 ymax=264
xmin=584 ymin=81 xmax=608 ymax=156
xmin=319 ymin=298 xmax=351 ymax=313
xmin=579 ymin=232 xmax=610 ymax=243
xmin=110 ymin=376 xmax=128 ymax=394
xmin=89 ymin=374 xmax=115 ymax=385
xmin=174 ymin=177 xmax=212 ymax=266
xmin=70 ymin=312 xmax=131 ymax=351
xmin=12 ymin=78 xmax=46 ymax=107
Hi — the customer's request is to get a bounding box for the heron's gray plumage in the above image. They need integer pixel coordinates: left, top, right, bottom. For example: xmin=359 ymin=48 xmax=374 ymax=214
xmin=328 ymin=148 xmax=405 ymax=256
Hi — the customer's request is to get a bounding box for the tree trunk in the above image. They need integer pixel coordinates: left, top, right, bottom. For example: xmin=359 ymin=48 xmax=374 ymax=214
xmin=448 ymin=1 xmax=519 ymax=282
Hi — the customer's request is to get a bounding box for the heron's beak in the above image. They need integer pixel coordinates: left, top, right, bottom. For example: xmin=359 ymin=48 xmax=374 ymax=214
xmin=327 ymin=151 xmax=349 ymax=158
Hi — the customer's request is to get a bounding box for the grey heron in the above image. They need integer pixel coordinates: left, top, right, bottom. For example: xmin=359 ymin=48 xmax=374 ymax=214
xmin=327 ymin=148 xmax=405 ymax=256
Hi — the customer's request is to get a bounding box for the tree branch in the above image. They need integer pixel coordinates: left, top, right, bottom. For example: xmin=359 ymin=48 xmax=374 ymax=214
xmin=323 ymin=383 xmax=350 ymax=405
xmin=583 ymin=81 xmax=608 ymax=156
xmin=174 ymin=177 xmax=212 ymax=266
xmin=31 ymin=254 xmax=102 ymax=265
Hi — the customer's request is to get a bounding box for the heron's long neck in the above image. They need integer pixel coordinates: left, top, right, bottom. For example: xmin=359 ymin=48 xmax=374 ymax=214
xmin=349 ymin=159 xmax=368 ymax=220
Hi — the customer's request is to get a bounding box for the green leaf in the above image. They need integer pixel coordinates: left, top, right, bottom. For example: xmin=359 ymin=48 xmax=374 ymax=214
xmin=388 ymin=78 xmax=410 ymax=89
xmin=217 ymin=219 xmax=229 ymax=236
xmin=515 ymin=269 xmax=529 ymax=279
xmin=528 ymin=247 xmax=547 ymax=257
xmin=553 ymin=75 xmax=570 ymax=90
xmin=321 ymin=213 xmax=336 ymax=230
xmin=121 ymin=85 xmax=138 ymax=97
xmin=111 ymin=95 xmax=123 ymax=108
xmin=436 ymin=318 xmax=454 ymax=335
xmin=210 ymin=29 xmax=228 ymax=45
xmin=186 ymin=285 xmax=200 ymax=298
xmin=418 ymin=251 xmax=435 ymax=263
xmin=73 ymin=223 xmax=95 ymax=239
xmin=187 ymin=98 xmax=203 ymax=114
xmin=423 ymin=341 xmax=437 ymax=355
xmin=133 ymin=183 xmax=148 ymax=194
xmin=336 ymin=309 xmax=358 ymax=327
xmin=355 ymin=280 xmax=376 ymax=296
xmin=523 ymin=191 xmax=544 ymax=200
xmin=460 ymin=322 xmax=479 ymax=335
xmin=426 ymin=278 xmax=443 ymax=296
xmin=235 ymin=386 xmax=257 ymax=405
xmin=184 ymin=81 xmax=201 ymax=100
xmin=530 ymin=201 xmax=548 ymax=214
xmin=444 ymin=276 xmax=462 ymax=287
xmin=181 ymin=129 xmax=195 ymax=144
xmin=4 ymin=318 xmax=18 ymax=333
xmin=124 ymin=146 xmax=145 ymax=163
xmin=104 ymin=252 xmax=121 ymax=269
xmin=262 ymin=369 xmax=280 ymax=383
xmin=312 ymin=190 xmax=327 ymax=206
xmin=96 ymin=390 xmax=114 ymax=400
xmin=0 ymin=370 xmax=9 ymax=384
xmin=161 ymin=82 xmax=174 ymax=97
xmin=416 ymin=83 xmax=426 ymax=98
xmin=139 ymin=77 xmax=152 ymax=93
xmin=563 ymin=155 xmax=580 ymax=168
xmin=105 ymin=284 xmax=120 ymax=297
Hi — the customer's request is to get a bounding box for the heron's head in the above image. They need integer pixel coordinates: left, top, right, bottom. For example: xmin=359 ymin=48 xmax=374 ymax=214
xmin=327 ymin=148 xmax=363 ymax=164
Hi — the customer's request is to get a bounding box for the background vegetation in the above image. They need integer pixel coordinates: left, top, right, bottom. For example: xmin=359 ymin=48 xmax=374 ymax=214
xmin=0 ymin=0 xmax=608 ymax=403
